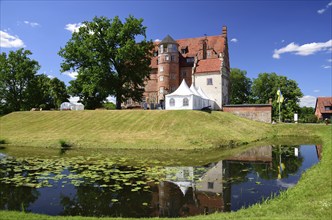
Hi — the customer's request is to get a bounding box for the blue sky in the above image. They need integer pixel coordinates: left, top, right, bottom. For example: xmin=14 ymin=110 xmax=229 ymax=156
xmin=1 ymin=0 xmax=331 ymax=107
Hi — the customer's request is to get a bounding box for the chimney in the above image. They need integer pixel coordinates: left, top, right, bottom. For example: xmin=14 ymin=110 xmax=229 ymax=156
xmin=222 ymin=26 xmax=227 ymax=38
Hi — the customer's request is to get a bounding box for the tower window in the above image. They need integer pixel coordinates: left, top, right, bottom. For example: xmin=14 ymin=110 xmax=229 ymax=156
xmin=159 ymin=76 xmax=164 ymax=82
xmin=207 ymin=78 xmax=213 ymax=85
xmin=159 ymin=66 xmax=164 ymax=72
xmin=165 ymin=55 xmax=169 ymax=61
xmin=159 ymin=87 xmax=164 ymax=94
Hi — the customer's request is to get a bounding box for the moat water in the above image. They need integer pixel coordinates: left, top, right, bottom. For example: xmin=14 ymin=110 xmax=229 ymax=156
xmin=0 ymin=144 xmax=321 ymax=217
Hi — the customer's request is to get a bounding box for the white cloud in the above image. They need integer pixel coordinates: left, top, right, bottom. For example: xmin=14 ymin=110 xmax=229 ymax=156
xmin=0 ymin=30 xmax=25 ymax=48
xmin=299 ymin=95 xmax=317 ymax=108
xmin=327 ymin=59 xmax=332 ymax=62
xmin=63 ymin=71 xmax=78 ymax=79
xmin=313 ymin=89 xmax=320 ymax=93
xmin=273 ymin=40 xmax=332 ymax=59
xmin=322 ymin=65 xmax=331 ymax=69
xmin=230 ymin=38 xmax=238 ymax=43
xmin=317 ymin=1 xmax=332 ymax=14
xmin=23 ymin=20 xmax=40 ymax=27
xmin=154 ymin=39 xmax=161 ymax=42
xmin=65 ymin=23 xmax=84 ymax=33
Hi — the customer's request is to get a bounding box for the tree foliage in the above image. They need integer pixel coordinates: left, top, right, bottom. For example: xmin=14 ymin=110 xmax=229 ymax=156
xmin=251 ymin=73 xmax=303 ymax=121
xmin=0 ymin=49 xmax=40 ymax=114
xmin=0 ymin=49 xmax=69 ymax=114
xmin=58 ymin=16 xmax=154 ymax=109
xmin=229 ymin=68 xmax=252 ymax=104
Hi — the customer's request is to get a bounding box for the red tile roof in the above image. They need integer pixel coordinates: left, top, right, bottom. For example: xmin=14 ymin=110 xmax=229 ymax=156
xmin=315 ymin=97 xmax=332 ymax=118
xmin=176 ymin=35 xmax=225 ymax=58
xmin=150 ymin=35 xmax=226 ymax=69
xmin=195 ymin=58 xmax=222 ymax=73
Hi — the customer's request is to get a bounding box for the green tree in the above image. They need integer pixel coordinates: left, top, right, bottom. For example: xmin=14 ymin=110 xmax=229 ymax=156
xmin=59 ymin=16 xmax=154 ymax=109
xmin=229 ymin=68 xmax=252 ymax=104
xmin=251 ymin=73 xmax=303 ymax=121
xmin=0 ymin=49 xmax=40 ymax=114
xmin=298 ymin=106 xmax=317 ymax=123
xmin=49 ymin=77 xmax=69 ymax=109
xmin=28 ymin=74 xmax=69 ymax=110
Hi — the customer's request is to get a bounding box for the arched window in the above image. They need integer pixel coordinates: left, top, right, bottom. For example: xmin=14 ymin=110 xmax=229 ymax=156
xmin=183 ymin=98 xmax=189 ymax=106
xmin=170 ymin=98 xmax=175 ymax=107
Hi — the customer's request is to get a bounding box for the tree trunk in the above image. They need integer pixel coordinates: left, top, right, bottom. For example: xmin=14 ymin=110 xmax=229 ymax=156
xmin=116 ymin=93 xmax=122 ymax=110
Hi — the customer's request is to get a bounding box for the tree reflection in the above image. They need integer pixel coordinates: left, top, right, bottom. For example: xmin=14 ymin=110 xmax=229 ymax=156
xmin=253 ymin=145 xmax=303 ymax=180
xmin=60 ymin=166 xmax=153 ymax=217
xmin=0 ymin=158 xmax=39 ymax=211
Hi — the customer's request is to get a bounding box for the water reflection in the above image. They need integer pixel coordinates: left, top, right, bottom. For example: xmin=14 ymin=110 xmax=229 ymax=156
xmin=0 ymin=145 xmax=321 ymax=217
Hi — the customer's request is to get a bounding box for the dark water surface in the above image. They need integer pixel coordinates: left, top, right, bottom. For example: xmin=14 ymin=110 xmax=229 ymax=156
xmin=0 ymin=145 xmax=321 ymax=217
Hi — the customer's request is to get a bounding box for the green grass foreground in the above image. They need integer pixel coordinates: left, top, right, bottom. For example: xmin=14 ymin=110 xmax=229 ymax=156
xmin=0 ymin=110 xmax=331 ymax=219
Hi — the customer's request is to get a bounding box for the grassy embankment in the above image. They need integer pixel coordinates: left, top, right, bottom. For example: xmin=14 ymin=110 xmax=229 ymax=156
xmin=0 ymin=110 xmax=331 ymax=219
xmin=0 ymin=110 xmax=273 ymax=149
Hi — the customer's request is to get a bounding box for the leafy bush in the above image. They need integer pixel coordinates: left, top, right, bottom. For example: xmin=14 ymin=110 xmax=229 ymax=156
xmin=103 ymin=102 xmax=116 ymax=110
xmin=59 ymin=140 xmax=71 ymax=148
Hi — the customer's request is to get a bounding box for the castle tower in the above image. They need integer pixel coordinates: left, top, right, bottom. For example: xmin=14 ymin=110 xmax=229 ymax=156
xmin=157 ymin=35 xmax=180 ymax=107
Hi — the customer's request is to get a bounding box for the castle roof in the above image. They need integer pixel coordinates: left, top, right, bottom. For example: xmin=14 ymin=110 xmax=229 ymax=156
xmin=159 ymin=34 xmax=178 ymax=45
xmin=195 ymin=58 xmax=222 ymax=73
xmin=150 ymin=34 xmax=226 ymax=69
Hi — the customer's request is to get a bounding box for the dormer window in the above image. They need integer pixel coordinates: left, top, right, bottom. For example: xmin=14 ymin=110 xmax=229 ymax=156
xmin=181 ymin=46 xmax=188 ymax=54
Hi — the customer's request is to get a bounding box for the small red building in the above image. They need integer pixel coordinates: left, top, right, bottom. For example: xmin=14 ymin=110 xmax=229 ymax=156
xmin=314 ymin=97 xmax=332 ymax=120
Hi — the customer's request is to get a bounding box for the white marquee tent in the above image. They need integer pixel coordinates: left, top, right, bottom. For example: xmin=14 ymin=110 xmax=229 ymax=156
xmin=165 ymin=80 xmax=214 ymax=110
xmin=60 ymin=102 xmax=84 ymax=111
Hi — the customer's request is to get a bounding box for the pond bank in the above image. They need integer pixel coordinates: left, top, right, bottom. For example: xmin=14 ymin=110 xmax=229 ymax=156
xmin=0 ymin=111 xmax=331 ymax=219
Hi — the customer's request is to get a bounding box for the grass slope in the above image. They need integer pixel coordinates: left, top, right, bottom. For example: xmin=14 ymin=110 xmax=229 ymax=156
xmin=1 ymin=110 xmax=272 ymax=149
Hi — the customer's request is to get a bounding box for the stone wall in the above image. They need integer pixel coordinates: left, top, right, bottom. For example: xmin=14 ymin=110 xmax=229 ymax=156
xmin=223 ymin=104 xmax=272 ymax=123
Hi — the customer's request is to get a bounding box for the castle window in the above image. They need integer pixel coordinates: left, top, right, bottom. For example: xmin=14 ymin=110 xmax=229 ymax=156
xmin=207 ymin=78 xmax=213 ymax=85
xmin=186 ymin=57 xmax=194 ymax=63
xmin=159 ymin=76 xmax=164 ymax=82
xmin=160 ymin=45 xmax=164 ymax=53
xmin=171 ymin=55 xmax=175 ymax=61
xmin=169 ymin=98 xmax=175 ymax=106
xmin=165 ymin=55 xmax=169 ymax=61
xmin=153 ymin=50 xmax=158 ymax=57
xmin=183 ymin=98 xmax=189 ymax=106
xmin=208 ymin=182 xmax=214 ymax=189
xmin=159 ymin=87 xmax=164 ymax=94
xmin=159 ymin=66 xmax=164 ymax=72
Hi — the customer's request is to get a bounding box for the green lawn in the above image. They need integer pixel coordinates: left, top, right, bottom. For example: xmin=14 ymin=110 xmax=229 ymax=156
xmin=1 ymin=110 xmax=272 ymax=149
xmin=0 ymin=111 xmax=331 ymax=219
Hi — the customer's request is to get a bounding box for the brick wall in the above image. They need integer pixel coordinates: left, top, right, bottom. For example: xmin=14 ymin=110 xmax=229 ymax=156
xmin=223 ymin=104 xmax=272 ymax=123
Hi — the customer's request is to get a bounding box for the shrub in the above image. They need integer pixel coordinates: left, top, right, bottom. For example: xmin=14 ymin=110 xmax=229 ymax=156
xmin=59 ymin=140 xmax=72 ymax=149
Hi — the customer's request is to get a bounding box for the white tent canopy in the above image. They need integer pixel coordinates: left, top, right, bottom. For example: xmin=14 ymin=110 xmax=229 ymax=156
xmin=60 ymin=102 xmax=84 ymax=111
xmin=165 ymin=80 xmax=214 ymax=110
